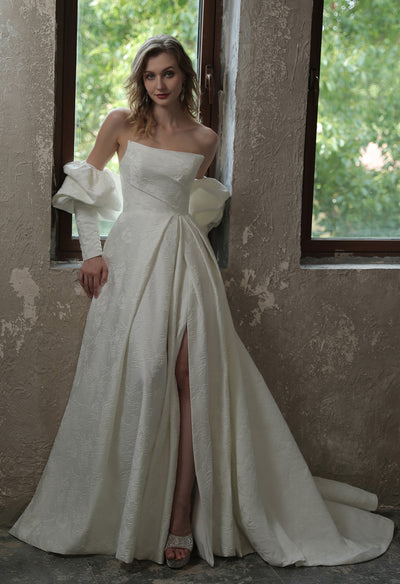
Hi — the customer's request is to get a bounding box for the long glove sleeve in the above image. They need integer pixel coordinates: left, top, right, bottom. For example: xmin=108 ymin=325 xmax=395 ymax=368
xmin=74 ymin=201 xmax=103 ymax=261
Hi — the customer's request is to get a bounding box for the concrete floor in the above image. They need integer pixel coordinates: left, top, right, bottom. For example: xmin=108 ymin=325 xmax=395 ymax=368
xmin=1 ymin=509 xmax=398 ymax=584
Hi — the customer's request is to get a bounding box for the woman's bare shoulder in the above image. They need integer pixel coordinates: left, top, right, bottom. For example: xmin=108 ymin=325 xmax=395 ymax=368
xmin=100 ymin=108 xmax=137 ymax=149
xmin=194 ymin=122 xmax=218 ymax=145
xmin=190 ymin=122 xmax=218 ymax=157
xmin=107 ymin=107 xmax=131 ymax=120
xmin=103 ymin=108 xmax=132 ymax=131
xmin=86 ymin=109 xmax=133 ymax=168
xmin=187 ymin=123 xmax=218 ymax=175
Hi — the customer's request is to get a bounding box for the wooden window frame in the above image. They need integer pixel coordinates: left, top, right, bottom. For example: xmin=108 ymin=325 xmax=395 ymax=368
xmin=301 ymin=0 xmax=400 ymax=258
xmin=52 ymin=0 xmax=222 ymax=260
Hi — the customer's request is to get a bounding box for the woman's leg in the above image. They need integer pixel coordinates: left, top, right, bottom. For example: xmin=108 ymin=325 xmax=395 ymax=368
xmin=165 ymin=329 xmax=195 ymax=562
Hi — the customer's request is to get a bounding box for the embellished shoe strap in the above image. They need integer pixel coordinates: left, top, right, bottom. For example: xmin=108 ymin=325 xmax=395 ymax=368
xmin=165 ymin=533 xmax=193 ymax=551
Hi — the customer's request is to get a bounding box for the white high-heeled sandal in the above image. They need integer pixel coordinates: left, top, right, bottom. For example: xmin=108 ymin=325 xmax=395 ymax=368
xmin=164 ymin=532 xmax=193 ymax=568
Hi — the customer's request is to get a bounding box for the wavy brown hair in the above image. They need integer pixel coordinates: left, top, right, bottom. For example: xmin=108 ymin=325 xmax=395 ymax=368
xmin=125 ymin=35 xmax=200 ymax=136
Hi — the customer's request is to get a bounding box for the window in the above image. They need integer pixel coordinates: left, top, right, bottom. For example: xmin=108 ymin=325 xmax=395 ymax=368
xmin=302 ymin=0 xmax=400 ymax=256
xmin=53 ymin=0 xmax=222 ymax=260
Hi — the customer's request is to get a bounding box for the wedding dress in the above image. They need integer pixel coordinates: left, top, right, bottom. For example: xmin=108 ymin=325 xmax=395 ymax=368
xmin=10 ymin=140 xmax=394 ymax=566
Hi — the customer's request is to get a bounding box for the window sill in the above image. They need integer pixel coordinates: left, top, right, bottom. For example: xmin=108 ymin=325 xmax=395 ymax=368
xmin=51 ymin=260 xmax=82 ymax=270
xmin=301 ymin=256 xmax=400 ymax=270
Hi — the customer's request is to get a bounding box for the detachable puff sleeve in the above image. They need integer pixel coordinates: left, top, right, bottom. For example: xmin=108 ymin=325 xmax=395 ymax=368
xmin=52 ymin=161 xmax=123 ymax=261
xmin=188 ymin=177 xmax=230 ymax=234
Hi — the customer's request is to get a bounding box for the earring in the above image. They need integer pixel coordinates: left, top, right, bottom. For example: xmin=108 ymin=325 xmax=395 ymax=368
xmin=145 ymin=92 xmax=150 ymax=105
xmin=180 ymin=87 xmax=185 ymax=102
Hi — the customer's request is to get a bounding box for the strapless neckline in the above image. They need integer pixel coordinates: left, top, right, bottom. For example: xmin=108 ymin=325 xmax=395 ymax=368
xmin=120 ymin=139 xmax=205 ymax=166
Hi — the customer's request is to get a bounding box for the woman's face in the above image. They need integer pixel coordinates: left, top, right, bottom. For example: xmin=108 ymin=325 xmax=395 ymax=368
xmin=143 ymin=52 xmax=185 ymax=106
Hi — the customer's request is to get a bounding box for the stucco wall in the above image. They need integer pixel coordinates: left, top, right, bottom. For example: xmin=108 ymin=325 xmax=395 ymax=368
xmin=0 ymin=0 xmax=398 ymax=527
xmin=0 ymin=0 xmax=91 ymax=524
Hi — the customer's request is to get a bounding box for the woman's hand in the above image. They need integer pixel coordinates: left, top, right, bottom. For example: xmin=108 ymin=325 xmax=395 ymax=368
xmin=79 ymin=256 xmax=108 ymax=299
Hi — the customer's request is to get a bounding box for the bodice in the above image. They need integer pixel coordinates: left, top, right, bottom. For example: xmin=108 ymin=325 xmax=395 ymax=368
xmin=52 ymin=142 xmax=229 ymax=234
xmin=119 ymin=141 xmax=204 ymax=216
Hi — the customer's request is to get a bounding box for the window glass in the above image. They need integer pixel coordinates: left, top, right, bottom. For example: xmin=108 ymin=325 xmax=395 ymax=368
xmin=312 ymin=0 xmax=400 ymax=239
xmin=73 ymin=0 xmax=199 ymax=237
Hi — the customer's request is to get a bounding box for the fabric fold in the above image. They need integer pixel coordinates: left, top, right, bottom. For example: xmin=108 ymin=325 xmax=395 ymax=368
xmin=52 ymin=161 xmax=123 ymax=221
xmin=189 ymin=177 xmax=229 ymax=233
xmin=314 ymin=477 xmax=378 ymax=511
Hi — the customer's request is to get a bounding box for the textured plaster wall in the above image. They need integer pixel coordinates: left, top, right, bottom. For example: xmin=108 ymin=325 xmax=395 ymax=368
xmin=0 ymin=0 xmax=91 ymax=524
xmin=222 ymin=0 xmax=400 ymax=506
xmin=0 ymin=0 xmax=398 ymax=527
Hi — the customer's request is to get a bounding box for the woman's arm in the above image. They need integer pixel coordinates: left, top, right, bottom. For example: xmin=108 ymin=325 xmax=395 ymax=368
xmin=79 ymin=110 xmax=126 ymax=298
xmin=86 ymin=109 xmax=127 ymax=169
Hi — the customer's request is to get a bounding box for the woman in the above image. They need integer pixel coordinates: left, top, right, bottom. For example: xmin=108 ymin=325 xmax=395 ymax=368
xmin=10 ymin=35 xmax=393 ymax=570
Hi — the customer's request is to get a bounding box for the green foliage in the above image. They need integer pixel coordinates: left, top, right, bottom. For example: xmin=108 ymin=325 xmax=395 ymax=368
xmin=313 ymin=0 xmax=400 ymax=238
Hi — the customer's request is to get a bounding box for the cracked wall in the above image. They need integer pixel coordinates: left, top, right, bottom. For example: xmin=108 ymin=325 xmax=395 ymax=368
xmin=0 ymin=0 xmax=399 ymax=526
xmin=1 ymin=268 xmax=40 ymax=357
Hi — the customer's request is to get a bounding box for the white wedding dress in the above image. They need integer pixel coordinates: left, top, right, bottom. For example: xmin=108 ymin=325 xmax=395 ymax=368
xmin=10 ymin=140 xmax=394 ymax=566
